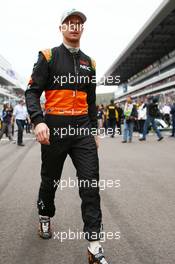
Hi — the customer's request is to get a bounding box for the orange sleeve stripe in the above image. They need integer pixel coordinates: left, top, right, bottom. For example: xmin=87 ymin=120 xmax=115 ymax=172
xmin=91 ymin=59 xmax=96 ymax=70
xmin=28 ymin=77 xmax=33 ymax=85
xmin=41 ymin=49 xmax=52 ymax=62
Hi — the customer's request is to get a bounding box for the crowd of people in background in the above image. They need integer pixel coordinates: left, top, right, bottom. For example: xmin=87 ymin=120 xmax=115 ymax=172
xmin=97 ymin=95 xmax=175 ymax=142
xmin=0 ymin=95 xmax=175 ymax=145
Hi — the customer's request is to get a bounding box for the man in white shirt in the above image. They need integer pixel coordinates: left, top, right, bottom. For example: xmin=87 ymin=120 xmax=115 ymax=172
xmin=13 ymin=99 xmax=29 ymax=146
xmin=138 ymin=98 xmax=147 ymax=139
xmin=162 ymin=104 xmax=171 ymax=126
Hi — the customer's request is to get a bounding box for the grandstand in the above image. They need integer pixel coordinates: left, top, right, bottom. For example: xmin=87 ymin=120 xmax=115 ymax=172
xmin=0 ymin=54 xmax=25 ymax=108
xmin=101 ymin=0 xmax=175 ymax=104
xmin=96 ymin=92 xmax=115 ymax=105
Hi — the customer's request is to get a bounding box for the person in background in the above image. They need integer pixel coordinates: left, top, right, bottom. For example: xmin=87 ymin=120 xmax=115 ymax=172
xmin=9 ymin=104 xmax=15 ymax=137
xmin=116 ymin=102 xmax=123 ymax=135
xmin=25 ymin=117 xmax=31 ymax=133
xmin=0 ymin=103 xmax=13 ymax=141
xmin=97 ymin=104 xmax=104 ymax=130
xmin=170 ymin=101 xmax=175 ymax=137
xmin=107 ymin=99 xmax=118 ymax=138
xmin=12 ymin=99 xmax=29 ymax=146
xmin=137 ymin=97 xmax=147 ymax=139
xmin=0 ymin=114 xmax=2 ymax=130
xmin=122 ymin=96 xmax=138 ymax=143
xmin=140 ymin=96 xmax=163 ymax=141
xmin=103 ymin=106 xmax=108 ymax=134
xmin=162 ymin=103 xmax=171 ymax=127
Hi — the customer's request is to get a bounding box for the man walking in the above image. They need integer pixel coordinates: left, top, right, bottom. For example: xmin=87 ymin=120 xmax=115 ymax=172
xmin=107 ymin=99 xmax=118 ymax=138
xmin=116 ymin=102 xmax=123 ymax=135
xmin=137 ymin=98 xmax=147 ymax=139
xmin=13 ymin=100 xmax=28 ymax=146
xmin=140 ymin=96 xmax=163 ymax=141
xmin=170 ymin=101 xmax=175 ymax=137
xmin=122 ymin=96 xmax=138 ymax=143
xmin=0 ymin=103 xmax=13 ymax=142
xmin=25 ymin=9 xmax=109 ymax=264
xmin=162 ymin=103 xmax=171 ymax=127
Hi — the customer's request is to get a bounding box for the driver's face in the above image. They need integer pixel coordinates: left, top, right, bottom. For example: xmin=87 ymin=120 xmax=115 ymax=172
xmin=60 ymin=15 xmax=84 ymax=43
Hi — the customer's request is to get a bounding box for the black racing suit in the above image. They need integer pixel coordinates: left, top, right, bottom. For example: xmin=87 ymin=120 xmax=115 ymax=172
xmin=25 ymin=44 xmax=102 ymax=241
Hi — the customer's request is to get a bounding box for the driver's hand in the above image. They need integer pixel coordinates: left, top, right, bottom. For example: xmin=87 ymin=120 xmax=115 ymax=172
xmin=94 ymin=135 xmax=99 ymax=148
xmin=34 ymin=123 xmax=50 ymax=145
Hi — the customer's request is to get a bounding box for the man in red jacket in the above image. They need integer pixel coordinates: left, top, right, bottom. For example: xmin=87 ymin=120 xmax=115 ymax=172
xmin=25 ymin=9 xmax=109 ymax=264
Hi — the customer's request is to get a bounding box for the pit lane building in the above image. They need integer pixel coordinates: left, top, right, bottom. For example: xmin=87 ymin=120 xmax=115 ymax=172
xmin=0 ymin=54 xmax=25 ymax=108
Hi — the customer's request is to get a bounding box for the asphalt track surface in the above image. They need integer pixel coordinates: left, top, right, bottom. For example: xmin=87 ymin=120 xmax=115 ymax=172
xmin=0 ymin=133 xmax=175 ymax=264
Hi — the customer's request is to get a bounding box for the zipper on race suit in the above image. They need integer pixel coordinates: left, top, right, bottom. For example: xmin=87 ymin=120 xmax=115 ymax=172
xmin=72 ymin=52 xmax=79 ymax=115
xmin=72 ymin=53 xmax=79 ymax=75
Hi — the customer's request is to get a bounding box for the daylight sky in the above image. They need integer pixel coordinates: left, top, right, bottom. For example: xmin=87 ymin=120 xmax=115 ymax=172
xmin=0 ymin=0 xmax=164 ymax=92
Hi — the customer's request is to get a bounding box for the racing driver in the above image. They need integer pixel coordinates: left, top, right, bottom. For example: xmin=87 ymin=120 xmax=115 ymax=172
xmin=25 ymin=8 xmax=109 ymax=264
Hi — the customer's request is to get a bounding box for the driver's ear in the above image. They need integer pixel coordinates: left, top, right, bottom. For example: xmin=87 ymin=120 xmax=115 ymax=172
xmin=80 ymin=24 xmax=84 ymax=34
xmin=59 ymin=25 xmax=62 ymax=32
